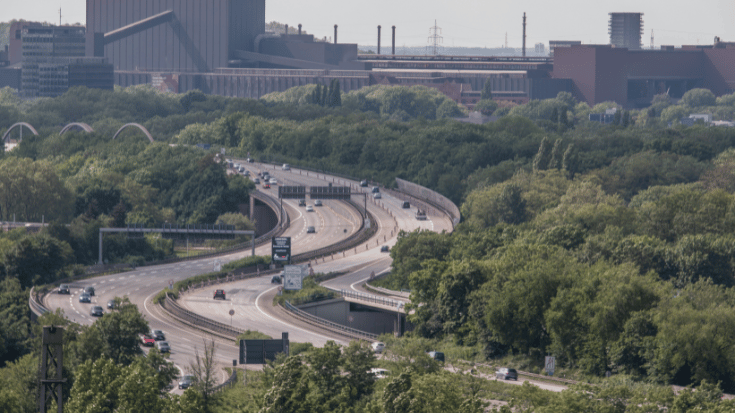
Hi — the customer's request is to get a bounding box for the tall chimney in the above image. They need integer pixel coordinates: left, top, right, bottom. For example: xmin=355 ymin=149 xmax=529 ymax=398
xmin=377 ymin=25 xmax=381 ymax=54
xmin=298 ymin=24 xmax=302 ymax=35
xmin=522 ymin=13 xmax=526 ymax=57
xmin=392 ymin=26 xmax=396 ymax=55
xmin=334 ymin=25 xmax=338 ymax=44
xmin=285 ymin=24 xmax=288 ymax=36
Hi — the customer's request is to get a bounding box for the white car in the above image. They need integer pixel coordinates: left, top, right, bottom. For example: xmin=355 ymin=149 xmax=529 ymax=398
xmin=370 ymin=368 xmax=390 ymax=379
xmin=371 ymin=342 xmax=385 ymax=353
xmin=282 ymin=163 xmax=290 ymax=171
xmin=269 ymin=178 xmax=278 ymax=185
xmin=306 ymin=205 xmax=314 ymax=212
xmin=373 ymin=193 xmax=382 ymax=199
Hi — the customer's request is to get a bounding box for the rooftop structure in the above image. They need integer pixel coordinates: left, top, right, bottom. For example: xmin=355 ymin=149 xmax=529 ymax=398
xmin=609 ymin=13 xmax=643 ymax=49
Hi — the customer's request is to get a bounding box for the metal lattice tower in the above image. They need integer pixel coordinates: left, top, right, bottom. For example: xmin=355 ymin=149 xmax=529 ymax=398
xmin=39 ymin=326 xmax=65 ymax=413
xmin=427 ymin=20 xmax=443 ymax=55
xmin=650 ymin=29 xmax=654 ymax=49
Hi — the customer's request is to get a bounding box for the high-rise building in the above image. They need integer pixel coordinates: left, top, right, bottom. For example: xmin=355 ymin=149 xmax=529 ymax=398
xmin=609 ymin=13 xmax=643 ymax=50
xmin=21 ymin=24 xmax=112 ymax=97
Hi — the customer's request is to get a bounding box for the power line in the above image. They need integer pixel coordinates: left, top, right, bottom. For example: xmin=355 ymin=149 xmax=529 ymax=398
xmin=427 ymin=20 xmax=443 ymax=55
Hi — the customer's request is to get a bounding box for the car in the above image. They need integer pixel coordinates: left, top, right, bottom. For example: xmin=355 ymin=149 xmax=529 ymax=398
xmin=306 ymin=205 xmax=314 ymax=212
xmin=380 ymin=245 xmax=390 ymax=253
xmin=307 ymin=226 xmax=316 ymax=233
xmin=496 ymin=367 xmax=518 ymax=380
xmin=314 ymin=200 xmax=323 ymax=206
xmin=243 ymin=170 xmax=250 ymax=176
xmin=372 ymin=187 xmax=380 ymax=193
xmin=373 ymin=193 xmax=382 ymax=199
xmin=58 ymin=284 xmax=70 ymax=294
xmin=151 ymin=329 xmax=166 ymax=341
xmin=262 ymin=182 xmax=270 ymax=189
xmin=427 ymin=351 xmax=445 ymax=362
xmin=156 ymin=341 xmax=171 ymax=353
xmin=233 ymin=163 xmax=240 ymax=169
xmin=140 ymin=334 xmax=156 ymax=347
xmin=269 ymin=178 xmax=278 ymax=185
xmin=402 ymin=201 xmax=410 ymax=209
xmin=84 ymin=286 xmax=95 ymax=296
xmin=238 ymin=166 xmax=245 ymax=173
xmin=213 ymin=289 xmax=226 ymax=300
xmin=90 ymin=306 xmax=104 ymax=317
xmin=298 ymin=199 xmax=306 ymax=207
xmin=371 ymin=342 xmax=385 ymax=353
xmin=271 ymin=275 xmax=282 ymax=284
xmin=78 ymin=293 xmax=91 ymax=303
xmin=253 ymin=177 xmax=260 ymax=184
xmin=370 ymin=368 xmax=390 ymax=379
xmin=107 ymin=299 xmax=116 ymax=309
xmin=360 ymin=180 xmax=368 ymax=187
xmin=282 ymin=163 xmax=290 ymax=171
xmin=178 ymin=375 xmax=196 ymax=390
xmin=246 ymin=157 xmax=254 ymax=163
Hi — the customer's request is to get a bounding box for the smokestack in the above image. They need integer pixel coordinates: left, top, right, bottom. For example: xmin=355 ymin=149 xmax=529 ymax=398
xmin=392 ymin=26 xmax=396 ymax=55
xmin=334 ymin=25 xmax=338 ymax=44
xmin=377 ymin=25 xmax=381 ymax=54
xmin=522 ymin=13 xmax=526 ymax=57
xmin=298 ymin=24 xmax=302 ymax=35
xmin=285 ymin=24 xmax=288 ymax=36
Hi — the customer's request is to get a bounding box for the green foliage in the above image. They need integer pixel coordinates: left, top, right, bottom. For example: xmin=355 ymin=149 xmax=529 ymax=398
xmin=473 ymin=99 xmax=498 ymax=116
xmin=276 ymin=275 xmax=337 ymax=305
xmin=681 ymin=88 xmax=717 ymax=108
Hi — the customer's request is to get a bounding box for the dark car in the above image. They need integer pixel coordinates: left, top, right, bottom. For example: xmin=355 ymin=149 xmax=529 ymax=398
xmin=427 ymin=351 xmax=445 ymax=362
xmin=381 ymin=245 xmax=390 ymax=253
xmin=262 ymin=182 xmax=270 ymax=189
xmin=58 ymin=284 xmax=70 ymax=294
xmin=151 ymin=329 xmax=166 ymax=341
xmin=298 ymin=199 xmax=306 ymax=207
xmin=307 ymin=226 xmax=316 ymax=233
xmin=271 ymin=275 xmax=282 ymax=284
xmin=213 ymin=289 xmax=226 ymax=300
xmin=314 ymin=200 xmax=323 ymax=206
xmin=496 ymin=367 xmax=518 ymax=380
xmin=372 ymin=186 xmax=380 ymax=193
xmin=179 ymin=375 xmax=196 ymax=390
xmin=84 ymin=286 xmax=95 ymax=296
xmin=402 ymin=201 xmax=410 ymax=209
xmin=253 ymin=177 xmax=260 ymax=184
xmin=79 ymin=293 xmax=91 ymax=303
xmin=107 ymin=299 xmax=116 ymax=309
xmin=156 ymin=341 xmax=171 ymax=353
xmin=90 ymin=306 xmax=104 ymax=317
xmin=360 ymin=180 xmax=368 ymax=187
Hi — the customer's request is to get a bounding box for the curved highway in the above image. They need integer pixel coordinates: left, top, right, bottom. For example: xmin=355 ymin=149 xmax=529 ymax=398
xmin=43 ymin=161 xmax=455 ymax=388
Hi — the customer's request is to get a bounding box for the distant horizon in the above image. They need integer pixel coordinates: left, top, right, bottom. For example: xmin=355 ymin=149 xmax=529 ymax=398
xmin=4 ymin=0 xmax=734 ymax=49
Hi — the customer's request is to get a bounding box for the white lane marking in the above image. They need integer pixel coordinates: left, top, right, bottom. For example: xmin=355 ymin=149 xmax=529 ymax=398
xmin=255 ymin=286 xmax=346 ymax=344
xmin=350 ymin=267 xmax=391 ymax=292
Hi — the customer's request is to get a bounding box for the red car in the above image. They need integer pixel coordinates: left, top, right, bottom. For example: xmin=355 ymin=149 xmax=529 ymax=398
xmin=213 ymin=289 xmax=226 ymax=300
xmin=140 ymin=334 xmax=155 ymax=347
xmin=262 ymin=182 xmax=270 ymax=189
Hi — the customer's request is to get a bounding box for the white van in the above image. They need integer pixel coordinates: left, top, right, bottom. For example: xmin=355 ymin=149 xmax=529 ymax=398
xmin=282 ymin=163 xmax=290 ymax=171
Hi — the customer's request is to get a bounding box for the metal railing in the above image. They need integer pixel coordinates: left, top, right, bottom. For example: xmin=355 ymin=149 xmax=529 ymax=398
xmin=163 ymin=293 xmax=245 ymax=338
xmin=29 ymin=287 xmax=49 ymax=317
xmin=283 ymin=301 xmax=377 ymax=341
xmin=210 ymin=370 xmax=239 ymax=394
xmin=364 ymin=284 xmax=411 ymax=299
xmin=338 ymin=289 xmax=406 ymax=310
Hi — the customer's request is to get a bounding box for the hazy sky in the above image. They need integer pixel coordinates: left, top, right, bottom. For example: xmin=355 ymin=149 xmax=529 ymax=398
xmin=6 ymin=0 xmax=735 ymax=49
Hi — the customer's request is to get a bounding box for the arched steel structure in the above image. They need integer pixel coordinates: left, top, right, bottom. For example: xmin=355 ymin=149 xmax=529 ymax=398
xmin=111 ymin=123 xmax=154 ymax=143
xmin=2 ymin=122 xmax=39 ymax=143
xmin=59 ymin=122 xmax=94 ymax=135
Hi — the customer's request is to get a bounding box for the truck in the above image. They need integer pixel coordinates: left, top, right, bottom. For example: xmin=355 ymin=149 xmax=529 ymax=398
xmin=415 ymin=209 xmax=427 ymax=220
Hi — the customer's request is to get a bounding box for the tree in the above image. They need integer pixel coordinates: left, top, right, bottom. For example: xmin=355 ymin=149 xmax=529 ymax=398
xmin=481 ymin=78 xmax=493 ymax=100
xmin=473 ymin=99 xmax=498 ymax=116
xmin=681 ymin=88 xmax=716 ymax=108
xmin=189 ymin=337 xmax=218 ymax=401
xmin=0 ymin=278 xmax=30 ymax=366
xmin=548 ymin=139 xmax=563 ymax=170
xmin=532 ymin=137 xmax=552 ymax=172
xmin=562 ymin=143 xmax=579 ymax=178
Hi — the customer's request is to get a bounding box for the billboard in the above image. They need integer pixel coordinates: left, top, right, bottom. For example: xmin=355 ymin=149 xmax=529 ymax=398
xmin=283 ymin=264 xmax=309 ymax=291
xmin=272 ymin=237 xmax=291 ymax=263
xmin=239 ymin=333 xmax=289 ymax=364
xmin=278 ymin=186 xmax=306 ymax=199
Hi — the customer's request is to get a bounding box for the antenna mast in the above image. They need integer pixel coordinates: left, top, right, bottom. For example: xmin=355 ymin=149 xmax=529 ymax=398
xmin=59 ymin=8 xmax=62 ymax=26
xmin=650 ymin=29 xmax=654 ymax=49
xmin=427 ymin=20 xmax=443 ymax=55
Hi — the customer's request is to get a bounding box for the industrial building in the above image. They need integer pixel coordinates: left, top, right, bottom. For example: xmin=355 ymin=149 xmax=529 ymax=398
xmin=3 ymin=1 xmax=735 ymax=109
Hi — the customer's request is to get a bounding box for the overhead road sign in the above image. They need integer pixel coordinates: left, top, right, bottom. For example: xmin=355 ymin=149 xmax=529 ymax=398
xmin=240 ymin=333 xmax=290 ymax=364
xmin=310 ymin=185 xmax=351 ymax=200
xmin=278 ymin=186 xmax=306 ymax=199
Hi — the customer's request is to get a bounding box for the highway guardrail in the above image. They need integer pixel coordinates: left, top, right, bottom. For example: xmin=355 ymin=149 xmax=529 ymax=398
xmin=338 ymin=289 xmax=406 ymax=310
xmin=282 ymin=301 xmax=377 ymax=341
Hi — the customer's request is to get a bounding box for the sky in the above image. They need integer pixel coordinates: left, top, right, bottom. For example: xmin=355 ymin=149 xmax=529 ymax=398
xmin=6 ymin=0 xmax=735 ymax=49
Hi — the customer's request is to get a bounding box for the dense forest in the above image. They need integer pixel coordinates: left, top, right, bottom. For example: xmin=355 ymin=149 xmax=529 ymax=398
xmin=3 ymin=81 xmax=735 ymax=411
